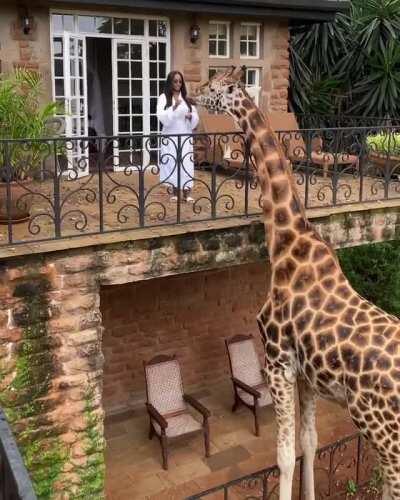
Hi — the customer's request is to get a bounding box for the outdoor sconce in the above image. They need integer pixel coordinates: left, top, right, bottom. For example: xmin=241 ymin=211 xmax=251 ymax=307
xmin=20 ymin=8 xmax=32 ymax=35
xmin=190 ymin=24 xmax=200 ymax=43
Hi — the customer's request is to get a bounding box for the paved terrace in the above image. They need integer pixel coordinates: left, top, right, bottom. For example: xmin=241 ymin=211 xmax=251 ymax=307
xmin=105 ymin=379 xmax=367 ymax=500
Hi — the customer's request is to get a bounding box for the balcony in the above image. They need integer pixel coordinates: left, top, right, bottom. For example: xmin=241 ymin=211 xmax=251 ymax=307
xmin=0 ymin=123 xmax=400 ymax=254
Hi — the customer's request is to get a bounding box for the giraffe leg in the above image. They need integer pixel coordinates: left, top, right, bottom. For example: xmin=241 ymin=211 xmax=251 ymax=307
xmin=376 ymin=448 xmax=400 ymax=500
xmin=381 ymin=462 xmax=400 ymax=500
xmin=298 ymin=377 xmax=317 ymax=500
xmin=382 ymin=482 xmax=392 ymax=500
xmin=267 ymin=365 xmax=296 ymax=500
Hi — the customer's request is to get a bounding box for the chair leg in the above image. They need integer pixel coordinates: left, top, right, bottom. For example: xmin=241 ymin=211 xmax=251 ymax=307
xmin=161 ymin=434 xmax=168 ymax=470
xmin=204 ymin=421 xmax=210 ymax=458
xmin=254 ymin=404 xmax=260 ymax=437
xmin=232 ymin=394 xmax=240 ymax=413
xmin=149 ymin=422 xmax=154 ymax=440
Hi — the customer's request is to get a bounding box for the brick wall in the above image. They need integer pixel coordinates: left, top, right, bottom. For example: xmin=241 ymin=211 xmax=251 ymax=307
xmin=269 ymin=24 xmax=290 ymax=112
xmin=101 ymin=262 xmax=269 ymax=414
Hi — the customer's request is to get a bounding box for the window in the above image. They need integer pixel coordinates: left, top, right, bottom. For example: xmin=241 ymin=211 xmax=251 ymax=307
xmin=208 ymin=22 xmax=230 ymax=58
xmin=209 ymin=67 xmax=260 ymax=105
xmin=208 ymin=66 xmax=226 ymax=79
xmin=242 ymin=68 xmax=261 ymax=104
xmin=240 ymin=23 xmax=260 ymax=58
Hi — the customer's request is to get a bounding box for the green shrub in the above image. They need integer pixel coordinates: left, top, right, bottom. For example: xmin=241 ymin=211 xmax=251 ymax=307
xmin=0 ymin=69 xmax=60 ymax=180
xmin=367 ymin=132 xmax=400 ymax=155
xmin=338 ymin=240 xmax=400 ymax=317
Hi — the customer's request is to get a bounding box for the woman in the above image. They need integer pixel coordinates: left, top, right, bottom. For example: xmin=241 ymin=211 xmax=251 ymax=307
xmin=157 ymin=71 xmax=199 ymax=202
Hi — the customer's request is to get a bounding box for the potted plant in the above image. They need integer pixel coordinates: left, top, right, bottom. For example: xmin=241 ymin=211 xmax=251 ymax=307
xmin=0 ymin=69 xmax=60 ymax=223
xmin=366 ymin=132 xmax=400 ymax=178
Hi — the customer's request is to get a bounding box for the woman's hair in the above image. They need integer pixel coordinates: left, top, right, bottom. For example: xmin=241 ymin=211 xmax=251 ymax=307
xmin=163 ymin=71 xmax=192 ymax=111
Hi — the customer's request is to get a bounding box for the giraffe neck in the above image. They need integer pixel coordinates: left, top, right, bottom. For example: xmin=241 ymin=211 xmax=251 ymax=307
xmin=232 ymin=97 xmax=311 ymax=263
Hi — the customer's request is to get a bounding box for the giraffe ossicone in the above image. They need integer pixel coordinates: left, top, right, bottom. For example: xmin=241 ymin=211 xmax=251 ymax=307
xmin=194 ymin=67 xmax=400 ymax=500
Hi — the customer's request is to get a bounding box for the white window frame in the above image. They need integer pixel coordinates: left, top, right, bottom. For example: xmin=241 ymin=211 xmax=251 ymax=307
xmin=208 ymin=21 xmax=230 ymax=58
xmin=240 ymin=23 xmax=260 ymax=59
xmin=243 ymin=67 xmax=261 ymax=105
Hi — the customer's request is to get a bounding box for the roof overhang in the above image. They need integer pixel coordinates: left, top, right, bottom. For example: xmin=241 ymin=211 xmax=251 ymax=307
xmin=50 ymin=0 xmax=350 ymax=22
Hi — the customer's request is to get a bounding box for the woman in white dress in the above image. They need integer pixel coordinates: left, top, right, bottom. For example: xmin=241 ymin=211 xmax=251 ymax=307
xmin=157 ymin=71 xmax=199 ymax=202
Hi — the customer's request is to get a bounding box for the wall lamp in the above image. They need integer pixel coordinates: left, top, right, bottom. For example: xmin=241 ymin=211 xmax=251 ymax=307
xmin=20 ymin=7 xmax=32 ymax=35
xmin=190 ymin=24 xmax=200 ymax=44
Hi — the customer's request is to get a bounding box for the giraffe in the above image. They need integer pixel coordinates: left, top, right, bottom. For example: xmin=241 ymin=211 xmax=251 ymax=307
xmin=194 ymin=66 xmax=400 ymax=500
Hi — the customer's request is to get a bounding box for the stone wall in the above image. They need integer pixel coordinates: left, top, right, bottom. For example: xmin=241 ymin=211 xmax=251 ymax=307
xmin=269 ymin=23 xmax=290 ymax=112
xmin=101 ymin=262 xmax=268 ymax=414
xmin=0 ymin=224 xmax=266 ymax=498
xmin=0 ymin=4 xmax=52 ymax=99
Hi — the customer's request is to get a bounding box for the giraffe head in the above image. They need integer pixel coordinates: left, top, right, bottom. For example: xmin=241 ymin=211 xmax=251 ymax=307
xmin=194 ymin=65 xmax=249 ymax=118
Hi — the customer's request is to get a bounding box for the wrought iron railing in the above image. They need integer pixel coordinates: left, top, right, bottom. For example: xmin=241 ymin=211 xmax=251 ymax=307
xmin=0 ymin=125 xmax=400 ymax=247
xmin=0 ymin=409 xmax=36 ymax=499
xmin=186 ymin=432 xmax=380 ymax=500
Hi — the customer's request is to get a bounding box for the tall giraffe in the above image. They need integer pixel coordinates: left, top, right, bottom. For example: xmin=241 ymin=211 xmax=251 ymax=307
xmin=194 ymin=66 xmax=400 ymax=500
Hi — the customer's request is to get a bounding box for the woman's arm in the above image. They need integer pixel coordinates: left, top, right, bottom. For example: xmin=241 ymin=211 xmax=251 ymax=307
xmin=157 ymin=94 xmax=175 ymax=128
xmin=189 ymin=105 xmax=199 ymax=130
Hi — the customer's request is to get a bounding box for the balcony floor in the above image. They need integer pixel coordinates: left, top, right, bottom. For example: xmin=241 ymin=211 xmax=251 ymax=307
xmin=105 ymin=379 xmax=357 ymax=500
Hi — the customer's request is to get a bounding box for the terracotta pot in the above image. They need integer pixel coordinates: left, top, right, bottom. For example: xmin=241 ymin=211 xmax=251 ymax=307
xmin=0 ymin=180 xmax=32 ymax=224
xmin=369 ymin=151 xmax=400 ymax=170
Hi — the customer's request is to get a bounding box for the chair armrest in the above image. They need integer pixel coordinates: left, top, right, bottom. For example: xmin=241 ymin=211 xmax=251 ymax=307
xmin=311 ymin=136 xmax=323 ymax=152
xmin=146 ymin=403 xmax=168 ymax=429
xmin=183 ymin=394 xmax=211 ymax=418
xmin=232 ymin=377 xmax=261 ymax=398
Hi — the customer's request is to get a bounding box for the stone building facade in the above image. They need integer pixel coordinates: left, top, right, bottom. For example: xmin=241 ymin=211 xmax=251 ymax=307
xmin=0 ymin=0 xmax=347 ymax=140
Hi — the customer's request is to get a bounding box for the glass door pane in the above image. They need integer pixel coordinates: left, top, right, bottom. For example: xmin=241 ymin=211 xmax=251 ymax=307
xmin=63 ymin=33 xmax=88 ymax=177
xmin=112 ymin=39 xmax=146 ymax=170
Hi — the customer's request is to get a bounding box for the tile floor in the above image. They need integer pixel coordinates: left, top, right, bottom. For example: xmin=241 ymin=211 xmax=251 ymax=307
xmin=105 ymin=380 xmax=357 ymax=500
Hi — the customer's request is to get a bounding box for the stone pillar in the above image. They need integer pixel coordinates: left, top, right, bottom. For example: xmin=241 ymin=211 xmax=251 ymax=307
xmin=0 ymin=250 xmax=105 ymax=499
xmin=270 ymin=23 xmax=290 ymax=112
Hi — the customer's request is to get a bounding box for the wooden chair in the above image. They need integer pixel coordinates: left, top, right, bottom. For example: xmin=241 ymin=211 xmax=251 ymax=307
xmin=143 ymin=354 xmax=211 ymax=470
xmin=225 ymin=334 xmax=272 ymax=436
xmin=267 ymin=112 xmax=360 ymax=178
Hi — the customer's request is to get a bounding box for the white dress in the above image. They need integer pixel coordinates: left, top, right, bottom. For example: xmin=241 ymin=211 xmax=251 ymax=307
xmin=156 ymin=93 xmax=199 ymax=190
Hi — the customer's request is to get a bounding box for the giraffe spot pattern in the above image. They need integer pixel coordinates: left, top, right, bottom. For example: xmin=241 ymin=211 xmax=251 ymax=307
xmin=273 ymin=230 xmax=296 ymax=259
xmin=271 ymin=181 xmax=290 ymax=204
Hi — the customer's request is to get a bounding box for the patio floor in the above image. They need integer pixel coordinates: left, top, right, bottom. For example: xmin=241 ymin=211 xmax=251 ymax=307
xmin=105 ymin=379 xmax=357 ymax=500
xmin=1 ymin=165 xmax=399 ymax=246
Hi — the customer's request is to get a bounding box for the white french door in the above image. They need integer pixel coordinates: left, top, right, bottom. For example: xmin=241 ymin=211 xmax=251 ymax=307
xmin=63 ymin=32 xmax=89 ymax=177
xmin=112 ymin=39 xmax=149 ymax=170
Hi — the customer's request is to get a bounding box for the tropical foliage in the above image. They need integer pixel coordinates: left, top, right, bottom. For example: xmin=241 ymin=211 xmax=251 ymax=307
xmin=338 ymin=239 xmax=400 ymax=318
xmin=366 ymin=131 xmax=400 ymax=153
xmin=0 ymin=69 xmax=60 ymax=179
xmin=290 ymin=0 xmax=400 ymax=117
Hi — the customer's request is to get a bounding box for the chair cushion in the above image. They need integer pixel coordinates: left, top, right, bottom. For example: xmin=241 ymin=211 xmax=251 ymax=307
xmin=146 ymin=359 xmax=187 ymax=416
xmin=153 ymin=413 xmax=202 ymax=437
xmin=228 ymin=339 xmax=264 ymax=388
xmin=238 ymin=383 xmax=272 ymax=408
